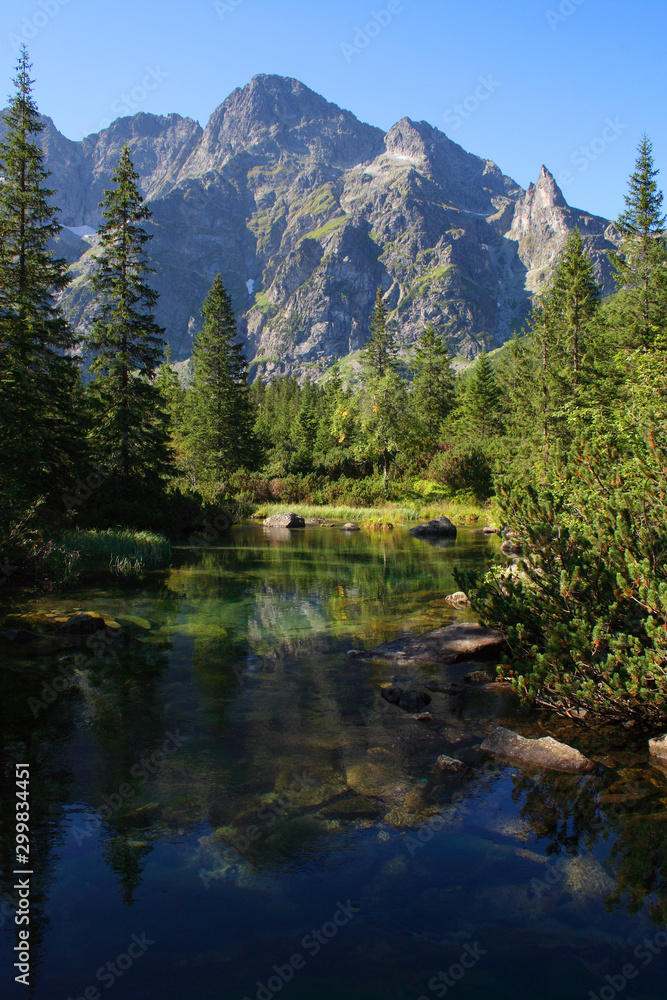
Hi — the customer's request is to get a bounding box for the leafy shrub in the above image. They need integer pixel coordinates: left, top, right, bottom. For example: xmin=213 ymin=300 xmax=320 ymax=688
xmin=427 ymin=446 xmax=494 ymax=501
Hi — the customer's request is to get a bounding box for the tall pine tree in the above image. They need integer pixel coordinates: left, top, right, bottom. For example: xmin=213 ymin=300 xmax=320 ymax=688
xmin=611 ymin=135 xmax=667 ymax=350
xmin=87 ymin=145 xmax=171 ymax=495
xmin=457 ymin=351 xmax=502 ymax=441
xmin=359 ymin=288 xmax=406 ymax=482
xmin=0 ymin=47 xmax=81 ymax=502
xmin=522 ymin=228 xmax=600 ymax=461
xmin=184 ymin=274 xmax=256 ymax=483
xmin=410 ymin=324 xmax=455 ymax=457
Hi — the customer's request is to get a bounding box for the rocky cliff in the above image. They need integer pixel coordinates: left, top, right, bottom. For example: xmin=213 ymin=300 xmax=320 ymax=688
xmin=1 ymin=74 xmax=619 ymax=378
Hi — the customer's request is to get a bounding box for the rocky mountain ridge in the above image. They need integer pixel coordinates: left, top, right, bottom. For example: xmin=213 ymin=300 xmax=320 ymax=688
xmin=1 ymin=74 xmax=620 ymax=378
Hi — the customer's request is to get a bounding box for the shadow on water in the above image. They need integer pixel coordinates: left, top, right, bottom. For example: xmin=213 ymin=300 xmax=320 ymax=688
xmin=0 ymin=524 xmax=666 ymax=999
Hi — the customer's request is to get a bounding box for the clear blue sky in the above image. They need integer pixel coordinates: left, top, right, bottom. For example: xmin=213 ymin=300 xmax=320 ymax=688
xmin=1 ymin=0 xmax=665 ymax=220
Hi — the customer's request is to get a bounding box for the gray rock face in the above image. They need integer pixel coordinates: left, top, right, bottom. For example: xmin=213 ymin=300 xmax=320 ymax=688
xmin=263 ymin=512 xmax=305 ymax=528
xmin=8 ymin=74 xmax=620 ymax=376
xmin=409 ymin=516 xmax=457 ymax=539
xmin=481 ymin=726 xmax=594 ymax=773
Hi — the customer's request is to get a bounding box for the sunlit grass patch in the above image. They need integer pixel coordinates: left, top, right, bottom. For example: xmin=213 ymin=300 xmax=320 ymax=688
xmin=259 ymin=500 xmax=496 ymax=526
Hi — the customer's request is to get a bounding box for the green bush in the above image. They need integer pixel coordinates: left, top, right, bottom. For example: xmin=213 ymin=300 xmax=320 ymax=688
xmin=427 ymin=445 xmax=494 ymax=501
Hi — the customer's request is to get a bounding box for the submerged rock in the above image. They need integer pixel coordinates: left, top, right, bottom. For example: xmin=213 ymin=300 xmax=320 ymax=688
xmin=481 ymin=726 xmax=594 ymax=773
xmin=55 ymin=613 xmax=107 ymax=635
xmin=320 ymin=795 xmax=379 ymax=820
xmin=412 ymin=712 xmax=434 ymax=724
xmin=436 ymin=755 xmax=466 ymax=773
xmin=464 ymin=669 xmax=495 ymax=685
xmin=425 ymin=680 xmax=466 ymax=695
xmin=649 ymin=733 xmax=667 ymax=765
xmin=370 ymin=622 xmax=506 ymax=664
xmin=263 ymin=512 xmax=306 ymax=528
xmin=409 ymin=516 xmax=457 ymax=539
xmin=1 ymin=628 xmax=40 ymax=645
xmin=380 ymin=684 xmax=431 ymax=712
xmin=500 ymin=539 xmax=523 ymax=556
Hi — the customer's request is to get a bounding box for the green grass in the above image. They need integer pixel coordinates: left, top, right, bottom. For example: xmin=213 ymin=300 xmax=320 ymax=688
xmin=55 ymin=529 xmax=172 ymax=579
xmin=393 ymin=264 xmax=454 ymax=312
xmin=298 ymin=215 xmax=346 ymax=244
xmin=259 ymin=499 xmax=495 ymax=526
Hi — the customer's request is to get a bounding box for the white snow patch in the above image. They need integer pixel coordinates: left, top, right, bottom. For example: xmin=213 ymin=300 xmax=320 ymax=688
xmin=389 ymin=153 xmax=419 ymax=165
xmin=246 ymin=279 xmax=255 ymax=295
xmin=65 ymin=225 xmax=96 ymax=238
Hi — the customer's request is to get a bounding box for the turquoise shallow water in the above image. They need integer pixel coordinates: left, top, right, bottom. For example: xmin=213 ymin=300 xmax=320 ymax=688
xmin=0 ymin=524 xmax=666 ymax=999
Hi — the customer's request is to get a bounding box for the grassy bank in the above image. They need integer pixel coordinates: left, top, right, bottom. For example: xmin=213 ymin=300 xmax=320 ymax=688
xmin=48 ymin=529 xmax=172 ymax=581
xmin=258 ymin=499 xmax=498 ymax=526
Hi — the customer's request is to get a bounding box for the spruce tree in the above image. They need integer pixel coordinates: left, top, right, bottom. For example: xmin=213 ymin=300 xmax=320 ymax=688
xmin=612 ymin=135 xmax=667 ymax=350
xmin=363 ymin=287 xmax=398 ymax=377
xmin=548 ymin=228 xmax=600 ymax=390
xmin=522 ymin=229 xmax=600 ymax=461
xmin=359 ymin=288 xmax=406 ymax=482
xmin=292 ymin=378 xmax=320 ymax=473
xmin=0 ymin=47 xmax=81 ymax=500
xmin=410 ymin=324 xmax=455 ymax=452
xmin=457 ymin=351 xmax=502 ymax=440
xmin=314 ymin=363 xmax=357 ymax=471
xmin=87 ymin=145 xmax=171 ymax=493
xmin=184 ymin=274 xmax=256 ymax=482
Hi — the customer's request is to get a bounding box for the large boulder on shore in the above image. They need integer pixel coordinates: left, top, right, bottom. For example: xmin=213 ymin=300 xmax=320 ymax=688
xmin=263 ymin=512 xmax=306 ymax=528
xmin=481 ymin=726 xmax=594 ymax=773
xmin=367 ymin=622 xmax=506 ymax=664
xmin=409 ymin=516 xmax=457 ymax=539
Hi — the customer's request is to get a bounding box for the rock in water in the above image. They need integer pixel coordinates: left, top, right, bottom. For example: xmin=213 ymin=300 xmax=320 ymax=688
xmin=263 ymin=512 xmax=306 ymax=528
xmin=444 ymin=591 xmax=470 ymax=608
xmin=370 ymin=622 xmax=506 ymax=664
xmin=436 ymin=755 xmax=465 ymax=773
xmin=341 ymin=523 xmax=360 ymax=531
xmin=55 ymin=613 xmax=107 ymax=635
xmin=1 ymin=629 xmax=39 ymax=645
xmin=380 ymin=685 xmax=431 ymax=711
xmin=481 ymin=726 xmax=594 ymax=773
xmin=649 ymin=734 xmax=667 ymax=765
xmin=409 ymin=516 xmax=457 ymax=539
xmin=464 ymin=669 xmax=495 ymax=685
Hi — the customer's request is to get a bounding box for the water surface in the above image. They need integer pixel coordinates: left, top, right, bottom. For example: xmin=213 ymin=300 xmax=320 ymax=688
xmin=1 ymin=524 xmax=666 ymax=999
